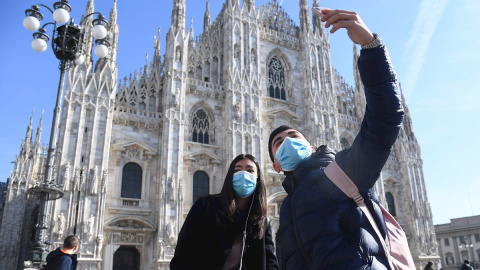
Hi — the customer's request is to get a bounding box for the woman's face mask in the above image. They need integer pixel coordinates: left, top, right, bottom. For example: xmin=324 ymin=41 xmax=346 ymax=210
xmin=275 ymin=137 xmax=313 ymax=171
xmin=232 ymin=171 xmax=257 ymax=198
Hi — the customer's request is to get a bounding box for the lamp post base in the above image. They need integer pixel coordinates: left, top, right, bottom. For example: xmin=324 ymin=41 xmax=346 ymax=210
xmin=25 ymin=241 xmax=48 ymax=267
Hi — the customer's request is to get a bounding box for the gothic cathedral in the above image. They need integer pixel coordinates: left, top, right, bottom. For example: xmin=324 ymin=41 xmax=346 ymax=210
xmin=0 ymin=0 xmax=439 ymax=269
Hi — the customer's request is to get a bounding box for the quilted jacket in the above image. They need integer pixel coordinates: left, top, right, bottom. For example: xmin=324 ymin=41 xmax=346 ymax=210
xmin=278 ymin=45 xmax=404 ymax=270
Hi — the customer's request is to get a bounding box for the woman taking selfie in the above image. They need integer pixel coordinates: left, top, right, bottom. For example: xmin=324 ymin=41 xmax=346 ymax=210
xmin=170 ymin=154 xmax=279 ymax=270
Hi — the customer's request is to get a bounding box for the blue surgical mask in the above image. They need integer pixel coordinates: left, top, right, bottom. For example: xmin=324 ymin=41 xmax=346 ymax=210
xmin=275 ymin=137 xmax=313 ymax=171
xmin=232 ymin=171 xmax=257 ymax=198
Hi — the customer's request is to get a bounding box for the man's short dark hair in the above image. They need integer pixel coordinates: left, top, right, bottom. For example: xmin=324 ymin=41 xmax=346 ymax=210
xmin=269 ymin=125 xmax=303 ymax=162
xmin=464 ymin=260 xmax=470 ymax=264
xmin=63 ymin=235 xmax=80 ymax=249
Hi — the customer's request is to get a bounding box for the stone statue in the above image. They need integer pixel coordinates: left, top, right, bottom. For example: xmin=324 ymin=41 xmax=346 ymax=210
xmin=90 ymin=166 xmax=98 ymax=195
xmin=101 ymin=170 xmax=108 ymax=194
xmin=96 ymin=235 xmax=104 ymax=258
xmin=169 ymin=176 xmax=176 ymax=201
xmin=158 ymin=239 xmax=165 ymax=260
xmin=176 ymin=48 xmax=182 ymax=62
xmin=85 ymin=214 xmax=95 ymax=241
xmin=80 ymin=166 xmax=87 ymax=191
xmin=160 ymin=178 xmax=165 ymax=198
xmin=166 ymin=221 xmax=176 ymax=245
xmin=178 ymin=179 xmax=184 ymax=201
xmin=56 ymin=212 xmax=66 ymax=240
xmin=74 ymin=167 xmax=81 ymax=191
xmin=64 ymin=162 xmax=71 ymax=191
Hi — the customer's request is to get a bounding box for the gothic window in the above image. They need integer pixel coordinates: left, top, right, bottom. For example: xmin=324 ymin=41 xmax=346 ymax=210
xmin=193 ymin=171 xmax=209 ymax=202
xmin=204 ymin=61 xmax=210 ymax=82
xmin=267 ymin=58 xmax=286 ymax=100
xmin=340 ymin=138 xmax=350 ymax=150
xmin=385 ymin=192 xmax=396 ymax=217
xmin=192 ymin=109 xmax=209 ymax=144
xmin=121 ymin=162 xmax=142 ymax=199
xmin=196 ymin=65 xmax=202 ymax=80
xmin=475 ymin=234 xmax=480 ymax=242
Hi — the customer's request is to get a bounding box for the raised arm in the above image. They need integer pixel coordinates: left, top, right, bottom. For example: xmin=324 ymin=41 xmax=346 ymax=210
xmin=313 ymin=8 xmax=404 ymax=188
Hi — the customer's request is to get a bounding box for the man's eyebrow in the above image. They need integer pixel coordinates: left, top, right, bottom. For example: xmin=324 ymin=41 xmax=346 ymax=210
xmin=288 ymin=131 xmax=300 ymax=135
xmin=272 ymin=136 xmax=283 ymax=146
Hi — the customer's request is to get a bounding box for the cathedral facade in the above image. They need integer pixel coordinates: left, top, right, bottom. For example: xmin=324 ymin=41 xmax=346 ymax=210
xmin=0 ymin=0 xmax=439 ymax=269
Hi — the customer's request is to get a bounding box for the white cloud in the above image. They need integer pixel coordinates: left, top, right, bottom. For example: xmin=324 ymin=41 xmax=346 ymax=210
xmin=401 ymin=0 xmax=449 ymax=99
xmin=279 ymin=0 xmax=284 ymax=5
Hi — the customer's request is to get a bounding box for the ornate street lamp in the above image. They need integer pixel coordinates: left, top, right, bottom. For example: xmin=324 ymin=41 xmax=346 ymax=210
xmin=22 ymin=0 xmax=110 ymax=264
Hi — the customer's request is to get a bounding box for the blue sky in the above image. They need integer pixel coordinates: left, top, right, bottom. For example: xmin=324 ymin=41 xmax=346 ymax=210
xmin=1 ymin=0 xmax=479 ymax=225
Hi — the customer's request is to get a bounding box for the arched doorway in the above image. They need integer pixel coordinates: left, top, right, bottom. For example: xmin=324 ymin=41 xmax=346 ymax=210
xmin=113 ymin=246 xmax=140 ymax=270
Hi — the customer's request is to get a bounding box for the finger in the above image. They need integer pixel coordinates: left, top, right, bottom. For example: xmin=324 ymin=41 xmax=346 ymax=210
xmin=323 ymin=12 xmax=358 ymax=28
xmin=311 ymin=7 xmax=332 ymax=18
xmin=328 ymin=20 xmax=354 ymax=34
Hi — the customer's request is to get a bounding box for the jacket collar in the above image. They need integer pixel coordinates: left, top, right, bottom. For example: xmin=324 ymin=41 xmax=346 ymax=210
xmin=282 ymin=145 xmax=336 ymax=194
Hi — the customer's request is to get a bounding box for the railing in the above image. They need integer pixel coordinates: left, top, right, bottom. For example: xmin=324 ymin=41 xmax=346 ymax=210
xmin=187 ymin=78 xmax=224 ymax=92
xmin=122 ymin=199 xmax=140 ymax=206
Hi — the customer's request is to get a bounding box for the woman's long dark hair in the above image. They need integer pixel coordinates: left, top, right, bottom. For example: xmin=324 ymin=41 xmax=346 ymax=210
xmin=217 ymin=154 xmax=267 ymax=239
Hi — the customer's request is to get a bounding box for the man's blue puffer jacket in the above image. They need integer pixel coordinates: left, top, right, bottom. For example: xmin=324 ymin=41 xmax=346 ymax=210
xmin=278 ymin=45 xmax=404 ymax=270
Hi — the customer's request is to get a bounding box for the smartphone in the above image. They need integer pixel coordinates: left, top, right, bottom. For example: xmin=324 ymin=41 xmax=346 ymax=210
xmin=312 ymin=7 xmax=331 ymax=18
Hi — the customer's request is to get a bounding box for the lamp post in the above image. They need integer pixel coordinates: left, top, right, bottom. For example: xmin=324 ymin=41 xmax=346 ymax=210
xmin=22 ymin=0 xmax=110 ymax=264
xmin=460 ymin=236 xmax=473 ymax=262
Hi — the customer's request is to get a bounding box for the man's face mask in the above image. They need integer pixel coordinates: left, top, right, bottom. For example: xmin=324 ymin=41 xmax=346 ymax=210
xmin=232 ymin=171 xmax=257 ymax=198
xmin=275 ymin=137 xmax=313 ymax=171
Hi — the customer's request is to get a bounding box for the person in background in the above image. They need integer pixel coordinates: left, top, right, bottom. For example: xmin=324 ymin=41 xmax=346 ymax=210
xmin=423 ymin=261 xmax=436 ymax=270
xmin=45 ymin=235 xmax=79 ymax=270
xmin=170 ymin=154 xmax=278 ymax=270
xmin=461 ymin=260 xmax=474 ymax=270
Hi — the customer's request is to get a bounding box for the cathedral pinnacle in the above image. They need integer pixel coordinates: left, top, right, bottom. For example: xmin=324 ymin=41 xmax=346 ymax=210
xmin=299 ymin=0 xmax=312 ymax=33
xmin=204 ymin=0 xmax=211 ymax=33
xmin=190 ymin=16 xmax=194 ymax=39
xmin=25 ymin=109 xmax=34 ymax=144
xmin=154 ymin=27 xmax=161 ymax=59
xmin=244 ymin=0 xmax=255 ymax=11
xmin=312 ymin=0 xmax=322 ymax=35
xmin=170 ymin=0 xmax=186 ymax=35
xmin=34 ymin=110 xmax=44 ymax=153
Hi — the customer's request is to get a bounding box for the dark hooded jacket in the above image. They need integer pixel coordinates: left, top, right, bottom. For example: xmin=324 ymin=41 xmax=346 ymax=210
xmin=278 ymin=45 xmax=404 ymax=270
xmin=45 ymin=247 xmax=77 ymax=270
xmin=170 ymin=194 xmax=279 ymax=270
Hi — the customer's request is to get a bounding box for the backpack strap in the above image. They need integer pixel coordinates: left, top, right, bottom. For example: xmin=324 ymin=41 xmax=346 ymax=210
xmin=324 ymin=160 xmax=395 ymax=270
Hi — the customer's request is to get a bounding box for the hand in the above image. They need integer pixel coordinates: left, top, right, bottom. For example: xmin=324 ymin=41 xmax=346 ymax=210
xmin=311 ymin=8 xmax=374 ymax=46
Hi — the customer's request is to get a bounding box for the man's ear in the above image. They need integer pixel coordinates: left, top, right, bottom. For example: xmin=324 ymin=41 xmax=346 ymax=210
xmin=273 ymin=162 xmax=281 ymax=173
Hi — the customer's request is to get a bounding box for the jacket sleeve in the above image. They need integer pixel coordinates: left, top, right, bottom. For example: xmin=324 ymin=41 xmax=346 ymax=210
xmin=169 ymin=198 xmax=208 ymax=270
xmin=264 ymin=220 xmax=279 ymax=270
xmin=335 ymin=45 xmax=404 ymax=189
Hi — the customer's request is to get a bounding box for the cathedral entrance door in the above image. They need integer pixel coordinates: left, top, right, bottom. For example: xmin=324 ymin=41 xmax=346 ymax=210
xmin=113 ymin=246 xmax=140 ymax=270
